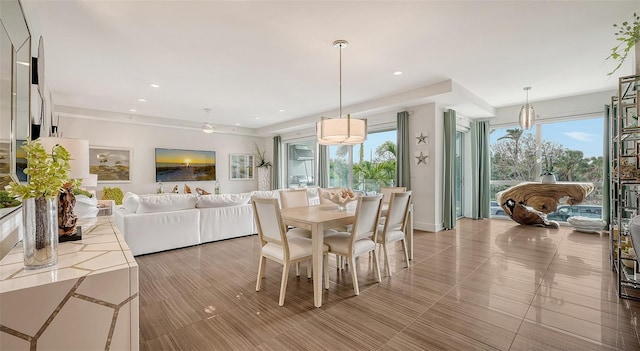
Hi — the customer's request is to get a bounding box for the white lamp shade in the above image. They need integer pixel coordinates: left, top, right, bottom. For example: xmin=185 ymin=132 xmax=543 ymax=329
xmin=202 ymin=123 xmax=215 ymax=133
xmin=37 ymin=137 xmax=90 ymax=180
xmin=82 ymin=173 xmax=98 ymax=188
xmin=316 ymin=117 xmax=367 ymax=145
xmin=519 ymin=104 xmax=535 ymax=130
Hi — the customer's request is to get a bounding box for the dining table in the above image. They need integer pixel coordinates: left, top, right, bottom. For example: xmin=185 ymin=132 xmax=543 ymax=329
xmin=280 ymin=201 xmax=414 ymax=308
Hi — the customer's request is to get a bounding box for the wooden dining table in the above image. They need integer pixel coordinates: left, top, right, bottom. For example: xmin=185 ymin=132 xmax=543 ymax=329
xmin=281 ymin=202 xmax=414 ymax=308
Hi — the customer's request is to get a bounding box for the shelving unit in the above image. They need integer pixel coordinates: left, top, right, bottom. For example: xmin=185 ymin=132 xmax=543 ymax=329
xmin=610 ymin=74 xmax=640 ymax=300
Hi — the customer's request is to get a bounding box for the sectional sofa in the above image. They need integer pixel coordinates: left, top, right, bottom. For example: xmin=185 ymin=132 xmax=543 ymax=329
xmin=114 ymin=188 xmax=320 ymax=256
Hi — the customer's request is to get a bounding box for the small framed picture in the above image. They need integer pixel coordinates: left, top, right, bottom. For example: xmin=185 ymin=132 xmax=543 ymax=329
xmin=230 ymin=154 xmax=254 ymax=180
xmin=90 ymin=146 xmax=132 ymax=183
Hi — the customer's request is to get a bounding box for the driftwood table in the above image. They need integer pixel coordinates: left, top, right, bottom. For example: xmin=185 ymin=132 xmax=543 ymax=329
xmin=496 ymin=182 xmax=594 ymax=228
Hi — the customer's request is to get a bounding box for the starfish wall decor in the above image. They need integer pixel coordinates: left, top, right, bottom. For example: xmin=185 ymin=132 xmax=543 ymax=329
xmin=415 ymin=132 xmax=428 ymax=145
xmin=415 ymin=151 xmax=429 ymax=165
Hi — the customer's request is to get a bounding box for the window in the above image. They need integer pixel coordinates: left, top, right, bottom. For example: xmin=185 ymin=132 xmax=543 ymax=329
xmin=328 ymin=130 xmax=397 ymax=192
xmin=490 ymin=118 xmax=604 ymax=221
xmin=286 ymin=140 xmax=315 ymax=188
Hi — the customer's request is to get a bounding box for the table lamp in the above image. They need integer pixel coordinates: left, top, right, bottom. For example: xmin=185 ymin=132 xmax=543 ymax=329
xmin=38 ymin=137 xmax=90 ymax=241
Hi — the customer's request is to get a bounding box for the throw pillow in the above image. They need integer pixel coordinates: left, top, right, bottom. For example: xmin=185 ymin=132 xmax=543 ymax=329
xmin=196 ymin=193 xmax=251 ymax=208
xmin=122 ymin=192 xmax=140 ymax=213
xmin=137 ymin=194 xmax=197 ymax=213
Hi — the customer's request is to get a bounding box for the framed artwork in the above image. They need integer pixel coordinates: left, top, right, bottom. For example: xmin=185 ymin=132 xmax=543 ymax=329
xmin=155 ymin=148 xmax=216 ymax=182
xmin=230 ymin=154 xmax=254 ymax=180
xmin=90 ymin=146 xmax=132 ymax=183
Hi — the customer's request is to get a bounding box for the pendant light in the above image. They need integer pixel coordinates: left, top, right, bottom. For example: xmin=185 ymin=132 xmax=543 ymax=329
xmin=518 ymin=87 xmax=535 ymax=130
xmin=316 ymin=40 xmax=367 ymax=145
xmin=202 ymin=108 xmax=215 ymax=134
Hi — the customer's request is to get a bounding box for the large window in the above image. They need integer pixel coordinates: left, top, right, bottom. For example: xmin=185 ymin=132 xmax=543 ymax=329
xmin=328 ymin=130 xmax=397 ymax=192
xmin=490 ymin=118 xmax=604 ymax=221
xmin=286 ymin=140 xmax=315 ymax=188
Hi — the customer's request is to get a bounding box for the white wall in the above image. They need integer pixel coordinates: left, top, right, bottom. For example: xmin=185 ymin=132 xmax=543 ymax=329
xmin=59 ymin=115 xmax=270 ymax=195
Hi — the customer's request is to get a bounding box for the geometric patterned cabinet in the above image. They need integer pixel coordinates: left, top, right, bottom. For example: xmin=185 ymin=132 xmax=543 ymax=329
xmin=0 ymin=216 xmax=139 ymax=350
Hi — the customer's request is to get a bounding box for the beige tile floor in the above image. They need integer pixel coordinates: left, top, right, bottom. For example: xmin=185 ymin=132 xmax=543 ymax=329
xmin=137 ymin=218 xmax=640 ymax=350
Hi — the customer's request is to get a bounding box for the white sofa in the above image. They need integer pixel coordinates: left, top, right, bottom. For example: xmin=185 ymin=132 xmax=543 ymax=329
xmin=114 ymin=189 xmax=317 ymax=256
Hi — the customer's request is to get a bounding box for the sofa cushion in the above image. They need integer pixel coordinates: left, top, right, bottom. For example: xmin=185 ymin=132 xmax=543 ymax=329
xmin=122 ymin=192 xmax=140 ymax=213
xmin=137 ymin=194 xmax=197 ymax=213
xmin=196 ymin=193 xmax=251 ymax=208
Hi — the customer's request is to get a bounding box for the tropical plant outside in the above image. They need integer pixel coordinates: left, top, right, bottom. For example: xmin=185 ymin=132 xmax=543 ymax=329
xmin=491 ymin=124 xmax=604 ymax=213
xmin=328 ymin=131 xmax=397 ymax=192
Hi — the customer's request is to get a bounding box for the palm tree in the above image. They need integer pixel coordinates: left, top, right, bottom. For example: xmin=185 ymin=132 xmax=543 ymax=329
xmin=497 ymin=128 xmax=524 ymax=164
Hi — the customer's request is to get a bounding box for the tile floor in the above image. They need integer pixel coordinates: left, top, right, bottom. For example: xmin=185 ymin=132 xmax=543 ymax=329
xmin=137 ymin=218 xmax=640 ymax=350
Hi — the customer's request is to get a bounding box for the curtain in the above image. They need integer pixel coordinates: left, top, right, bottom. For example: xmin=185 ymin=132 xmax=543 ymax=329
xmin=603 ymin=104 xmax=611 ymax=226
xmin=471 ymin=121 xmax=491 ymax=219
xmin=272 ymin=136 xmax=282 ymax=190
xmin=317 ymin=144 xmax=329 ymax=188
xmin=396 ymin=111 xmax=411 ymax=189
xmin=443 ymin=109 xmax=457 ymax=229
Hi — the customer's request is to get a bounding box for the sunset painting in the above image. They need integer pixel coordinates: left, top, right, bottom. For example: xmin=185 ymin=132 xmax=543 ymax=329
xmin=155 ymin=148 xmax=216 ymax=182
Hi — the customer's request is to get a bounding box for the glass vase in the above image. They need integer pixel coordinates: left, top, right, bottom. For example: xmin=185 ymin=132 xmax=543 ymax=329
xmin=22 ymin=197 xmax=58 ymax=269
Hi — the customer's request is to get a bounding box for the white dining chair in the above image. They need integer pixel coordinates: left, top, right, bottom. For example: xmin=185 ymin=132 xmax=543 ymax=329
xmin=323 ymin=195 xmax=383 ymax=295
xmin=279 ymin=189 xmax=312 ymax=238
xmin=379 ymin=186 xmax=407 ymax=204
xmin=252 ymin=197 xmax=329 ymax=306
xmin=279 ymin=188 xmax=310 ymax=208
xmin=377 ymin=191 xmax=412 ymax=276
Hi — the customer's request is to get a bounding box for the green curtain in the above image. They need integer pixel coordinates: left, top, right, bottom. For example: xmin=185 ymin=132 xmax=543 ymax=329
xmin=272 ymin=136 xmax=282 ymax=190
xmin=318 ymin=144 xmax=329 ymax=188
xmin=396 ymin=111 xmax=411 ymax=189
xmin=471 ymin=121 xmax=491 ymax=219
xmin=443 ymin=109 xmax=457 ymax=229
xmin=603 ymin=104 xmax=611 ymax=226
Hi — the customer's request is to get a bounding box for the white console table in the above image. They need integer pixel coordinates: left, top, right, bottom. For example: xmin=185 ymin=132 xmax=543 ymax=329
xmin=0 ymin=216 xmax=139 ymax=350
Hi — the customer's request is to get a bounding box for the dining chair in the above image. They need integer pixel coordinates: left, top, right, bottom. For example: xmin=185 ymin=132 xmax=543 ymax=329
xmin=377 ymin=191 xmax=412 ymax=276
xmin=279 ymin=188 xmax=309 ymax=208
xmin=323 ymin=195 xmax=383 ymax=295
xmin=252 ymin=197 xmax=329 ymax=306
xmin=279 ymin=189 xmax=312 ymax=240
xmin=379 ymin=186 xmax=407 ymax=204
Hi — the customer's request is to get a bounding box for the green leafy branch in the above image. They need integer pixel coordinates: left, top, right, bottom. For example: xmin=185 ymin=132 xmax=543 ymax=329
xmin=5 ymin=139 xmax=71 ymax=200
xmin=607 ymin=12 xmax=640 ymax=76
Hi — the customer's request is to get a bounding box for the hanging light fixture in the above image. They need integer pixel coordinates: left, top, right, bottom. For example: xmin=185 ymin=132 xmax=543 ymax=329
xmin=518 ymin=87 xmax=535 ymax=130
xmin=316 ymin=40 xmax=367 ymax=145
xmin=202 ymin=108 xmax=215 ymax=134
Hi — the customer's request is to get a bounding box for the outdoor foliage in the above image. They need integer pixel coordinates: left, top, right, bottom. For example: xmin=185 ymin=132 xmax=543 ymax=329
xmin=329 ymin=140 xmax=397 ymax=191
xmin=491 ymin=128 xmax=603 ymax=183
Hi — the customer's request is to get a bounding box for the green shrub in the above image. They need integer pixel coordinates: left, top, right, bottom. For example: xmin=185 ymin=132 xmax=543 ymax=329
xmin=0 ymin=190 xmax=21 ymax=208
xmin=73 ymin=188 xmax=93 ymax=198
xmin=102 ymin=187 xmax=124 ymax=205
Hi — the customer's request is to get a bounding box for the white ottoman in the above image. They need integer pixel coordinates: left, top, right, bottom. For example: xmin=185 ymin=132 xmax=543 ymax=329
xmin=567 ymin=216 xmax=605 ymax=233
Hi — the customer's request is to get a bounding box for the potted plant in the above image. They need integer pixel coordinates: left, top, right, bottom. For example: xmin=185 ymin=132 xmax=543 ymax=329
xmin=254 ymin=143 xmax=272 ymax=191
xmin=541 ymin=155 xmax=556 ymax=184
xmin=5 ymin=139 xmax=70 ymax=269
xmin=607 ymin=12 xmax=640 ymax=76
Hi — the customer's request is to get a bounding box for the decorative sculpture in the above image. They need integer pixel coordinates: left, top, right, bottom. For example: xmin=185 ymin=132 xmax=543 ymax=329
xmin=497 ymin=182 xmax=594 ymax=228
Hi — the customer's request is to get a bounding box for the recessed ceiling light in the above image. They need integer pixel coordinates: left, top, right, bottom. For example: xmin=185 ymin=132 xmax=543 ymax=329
xmin=149 ymin=83 xmax=160 ymax=88
xmin=235 ymin=123 xmax=240 ymax=126
xmin=17 ymin=61 xmax=29 ymax=66
xmin=129 ymin=109 xmax=137 ymax=112
xmin=138 ymin=98 xmax=147 ymax=102
xmin=278 ymin=109 xmax=285 ymax=112
xmin=393 ymin=71 xmax=403 ymax=76
xmin=254 ymin=117 xmax=260 ymax=120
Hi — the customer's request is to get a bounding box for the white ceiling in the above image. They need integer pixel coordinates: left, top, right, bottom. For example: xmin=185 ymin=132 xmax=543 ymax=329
xmin=21 ymin=0 xmax=639 ymax=132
